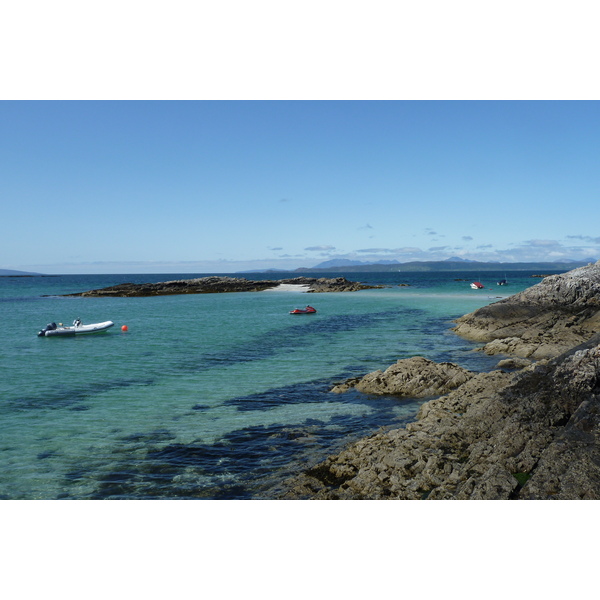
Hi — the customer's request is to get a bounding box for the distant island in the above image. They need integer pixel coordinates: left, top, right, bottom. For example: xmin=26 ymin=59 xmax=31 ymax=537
xmin=2 ymin=258 xmax=596 ymax=278
xmin=62 ymin=276 xmax=382 ymax=297
xmin=294 ymin=259 xmax=594 ymax=273
xmin=0 ymin=268 xmax=42 ymax=276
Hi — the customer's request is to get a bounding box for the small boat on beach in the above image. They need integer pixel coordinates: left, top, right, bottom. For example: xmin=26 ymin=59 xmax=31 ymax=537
xmin=38 ymin=319 xmax=115 ymax=337
xmin=470 ymin=281 xmax=485 ymax=289
xmin=289 ymin=306 xmax=317 ymax=314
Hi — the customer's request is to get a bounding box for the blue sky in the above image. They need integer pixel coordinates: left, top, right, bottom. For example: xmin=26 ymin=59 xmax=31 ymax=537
xmin=2 ymin=100 xmax=599 ymax=273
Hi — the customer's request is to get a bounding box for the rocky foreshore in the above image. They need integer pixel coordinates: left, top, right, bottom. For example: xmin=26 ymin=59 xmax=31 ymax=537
xmin=63 ymin=276 xmax=380 ymax=297
xmin=277 ymin=261 xmax=600 ymax=499
xmin=453 ymin=261 xmax=600 ymax=359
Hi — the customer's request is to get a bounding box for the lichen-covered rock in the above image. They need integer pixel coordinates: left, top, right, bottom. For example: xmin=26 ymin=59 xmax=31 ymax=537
xmin=331 ymin=356 xmax=474 ymax=398
xmin=279 ymin=334 xmax=600 ymax=500
xmin=276 ymin=262 xmax=600 ymax=500
xmin=495 ymin=357 xmax=532 ymax=370
xmin=453 ymin=261 xmax=600 ymax=359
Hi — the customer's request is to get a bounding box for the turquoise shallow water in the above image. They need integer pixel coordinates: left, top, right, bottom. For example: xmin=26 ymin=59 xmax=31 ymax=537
xmin=0 ymin=270 xmax=551 ymax=499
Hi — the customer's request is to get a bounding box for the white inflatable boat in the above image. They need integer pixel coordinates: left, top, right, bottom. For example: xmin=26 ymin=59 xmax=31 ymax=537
xmin=38 ymin=319 xmax=115 ymax=337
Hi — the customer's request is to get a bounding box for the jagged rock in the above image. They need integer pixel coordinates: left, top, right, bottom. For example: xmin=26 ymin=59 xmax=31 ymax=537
xmin=298 ymin=277 xmax=381 ymax=293
xmin=453 ymin=261 xmax=600 ymax=359
xmin=331 ymin=356 xmax=474 ymax=398
xmin=275 ymin=262 xmax=600 ymax=500
xmin=279 ymin=334 xmax=600 ymax=499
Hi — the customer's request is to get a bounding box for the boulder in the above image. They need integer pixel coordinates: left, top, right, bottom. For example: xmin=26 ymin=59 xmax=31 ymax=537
xmin=495 ymin=357 xmax=532 ymax=370
xmin=331 ymin=356 xmax=474 ymax=398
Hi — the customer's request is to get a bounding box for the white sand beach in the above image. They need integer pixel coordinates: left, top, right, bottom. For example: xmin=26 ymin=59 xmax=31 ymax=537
xmin=263 ymin=283 xmax=311 ymax=292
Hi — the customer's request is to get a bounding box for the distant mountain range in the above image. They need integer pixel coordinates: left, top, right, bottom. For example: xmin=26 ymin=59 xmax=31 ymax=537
xmin=309 ymin=258 xmax=402 ymax=269
xmin=0 ymin=268 xmax=42 ymax=276
xmin=310 ymin=257 xmax=484 ymax=269
xmin=295 ymin=258 xmax=596 ymax=273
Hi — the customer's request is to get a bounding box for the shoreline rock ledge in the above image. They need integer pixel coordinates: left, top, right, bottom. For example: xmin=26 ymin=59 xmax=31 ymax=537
xmin=276 ymin=261 xmax=600 ymax=500
xmin=331 ymin=356 xmax=474 ymax=398
xmin=63 ymin=276 xmax=380 ymax=297
xmin=453 ymin=260 xmax=600 ymax=359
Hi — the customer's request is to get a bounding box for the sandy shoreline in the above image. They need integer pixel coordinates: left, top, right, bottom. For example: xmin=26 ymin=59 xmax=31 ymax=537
xmin=263 ymin=283 xmax=311 ymax=292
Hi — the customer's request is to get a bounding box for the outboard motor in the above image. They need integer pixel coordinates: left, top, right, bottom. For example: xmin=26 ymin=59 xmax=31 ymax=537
xmin=38 ymin=322 xmax=57 ymax=337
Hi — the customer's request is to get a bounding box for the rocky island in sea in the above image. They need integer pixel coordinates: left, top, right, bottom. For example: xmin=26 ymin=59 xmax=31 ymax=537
xmin=63 ymin=276 xmax=380 ymax=297
xmin=277 ymin=261 xmax=600 ymax=500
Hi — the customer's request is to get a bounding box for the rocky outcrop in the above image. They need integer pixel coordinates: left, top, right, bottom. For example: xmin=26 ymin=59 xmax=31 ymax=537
xmin=298 ymin=277 xmax=380 ymax=293
xmin=495 ymin=357 xmax=532 ymax=370
xmin=276 ymin=261 xmax=600 ymax=500
xmin=280 ymin=335 xmax=600 ymax=499
xmin=453 ymin=261 xmax=600 ymax=359
xmin=331 ymin=356 xmax=474 ymax=398
xmin=64 ymin=276 xmax=380 ymax=297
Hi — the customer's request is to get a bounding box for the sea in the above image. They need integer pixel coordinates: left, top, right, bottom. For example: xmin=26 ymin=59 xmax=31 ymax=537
xmin=0 ymin=270 xmax=555 ymax=500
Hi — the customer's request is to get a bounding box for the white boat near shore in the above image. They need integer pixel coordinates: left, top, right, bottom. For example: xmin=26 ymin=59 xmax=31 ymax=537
xmin=38 ymin=319 xmax=115 ymax=337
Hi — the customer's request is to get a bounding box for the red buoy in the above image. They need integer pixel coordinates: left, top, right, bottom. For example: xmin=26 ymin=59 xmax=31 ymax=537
xmin=121 ymin=325 xmax=128 ymax=332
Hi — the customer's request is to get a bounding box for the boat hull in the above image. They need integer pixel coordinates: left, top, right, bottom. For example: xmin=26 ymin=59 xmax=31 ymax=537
xmin=42 ymin=321 xmax=115 ymax=337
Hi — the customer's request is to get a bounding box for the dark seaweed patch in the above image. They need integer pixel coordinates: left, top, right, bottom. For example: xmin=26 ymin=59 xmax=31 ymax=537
xmin=223 ymin=371 xmax=423 ymax=418
xmin=173 ymin=308 xmax=491 ymax=381
xmin=3 ymin=377 xmax=157 ymax=413
xmin=90 ymin=470 xmax=139 ymax=498
xmin=224 ymin=377 xmax=335 ymax=411
xmin=37 ymin=450 xmax=58 ymax=460
xmin=120 ymin=428 xmax=175 ymax=445
xmin=87 ymin=423 xmax=331 ymax=499
xmin=180 ymin=308 xmax=424 ymax=373
xmin=64 ymin=468 xmax=88 ymax=481
xmin=79 ymin=387 xmax=421 ymax=499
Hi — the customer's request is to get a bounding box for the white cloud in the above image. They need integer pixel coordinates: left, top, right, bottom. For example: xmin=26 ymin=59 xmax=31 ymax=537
xmin=567 ymin=235 xmax=600 ymax=244
xmin=304 ymin=245 xmax=336 ymax=252
xmin=26 ymin=236 xmax=599 ymax=275
xmin=356 ymin=247 xmax=422 ymax=255
xmin=522 ymin=239 xmax=561 ymax=248
xmin=356 ymin=248 xmax=397 ymax=254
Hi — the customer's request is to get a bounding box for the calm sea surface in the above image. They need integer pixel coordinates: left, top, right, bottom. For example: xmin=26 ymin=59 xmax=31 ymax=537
xmin=0 ymin=270 xmax=554 ymax=499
